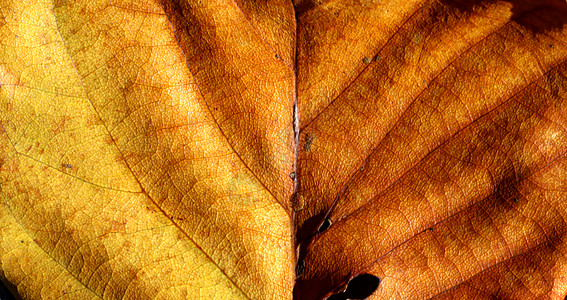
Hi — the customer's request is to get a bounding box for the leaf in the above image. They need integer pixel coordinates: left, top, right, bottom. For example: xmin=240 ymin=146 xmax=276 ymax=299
xmin=1 ymin=0 xmax=567 ymax=299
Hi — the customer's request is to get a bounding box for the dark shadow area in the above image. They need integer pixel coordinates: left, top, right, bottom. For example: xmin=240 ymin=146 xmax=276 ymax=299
xmin=294 ymin=0 xmax=332 ymax=17
xmin=293 ymin=212 xmax=333 ymax=298
xmin=440 ymin=0 xmax=567 ymax=34
xmin=294 ymin=277 xmax=335 ymax=300
xmin=0 ymin=279 xmax=18 ymax=300
xmin=294 ymin=271 xmax=380 ymax=300
xmin=295 ymin=211 xmax=326 ymax=247
xmin=511 ymin=1 xmax=567 ymax=34
xmin=493 ymin=163 xmax=523 ymax=205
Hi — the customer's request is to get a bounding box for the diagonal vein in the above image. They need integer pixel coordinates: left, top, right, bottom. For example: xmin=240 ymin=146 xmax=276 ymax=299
xmin=428 ymin=232 xmax=567 ymax=299
xmin=320 ymin=17 xmax=516 ymax=224
xmin=49 ymin=2 xmax=252 ymax=299
xmin=327 ymin=57 xmax=567 ymax=229
xmin=357 ymin=149 xmax=567 ymax=291
xmin=1 ymin=197 xmax=103 ymax=299
xmin=299 ymin=3 xmax=425 ymax=130
xmin=160 ymin=1 xmax=289 ymax=218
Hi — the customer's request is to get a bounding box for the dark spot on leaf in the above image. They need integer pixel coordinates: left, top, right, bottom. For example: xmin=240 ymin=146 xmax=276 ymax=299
xmin=296 ymin=259 xmax=306 ymax=276
xmin=20 ymin=240 xmax=24 ymax=243
xmin=327 ymin=274 xmax=380 ymax=300
xmin=304 ymin=133 xmax=315 ymax=152
xmin=429 ymin=227 xmax=434 ymax=231
xmin=550 ymin=44 xmax=554 ymax=48
xmin=275 ymin=54 xmax=281 ymax=59
xmin=362 ymin=57 xmax=372 ymax=64
xmin=344 ymin=274 xmax=380 ymax=299
xmin=318 ymin=217 xmax=332 ymax=233
xmin=493 ymin=164 xmax=525 ymax=205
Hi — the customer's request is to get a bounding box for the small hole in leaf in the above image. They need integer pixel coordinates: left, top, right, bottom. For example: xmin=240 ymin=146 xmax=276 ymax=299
xmin=344 ymin=274 xmax=380 ymax=299
xmin=304 ymin=133 xmax=315 ymax=152
xmin=318 ymin=217 xmax=332 ymax=233
xmin=513 ymin=198 xmax=519 ymax=202
xmin=362 ymin=57 xmax=372 ymax=64
xmin=327 ymin=274 xmax=380 ymax=300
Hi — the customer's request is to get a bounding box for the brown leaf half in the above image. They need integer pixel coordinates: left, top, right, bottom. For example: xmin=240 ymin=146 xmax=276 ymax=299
xmin=294 ymin=0 xmax=567 ymax=299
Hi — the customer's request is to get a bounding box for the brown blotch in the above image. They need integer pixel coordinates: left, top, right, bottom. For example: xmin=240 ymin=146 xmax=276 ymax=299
xmin=303 ymin=133 xmax=316 ymax=152
xmin=109 ymin=220 xmax=126 ymax=233
xmin=86 ymin=115 xmax=103 ymax=126
xmin=51 ymin=116 xmax=72 ymax=134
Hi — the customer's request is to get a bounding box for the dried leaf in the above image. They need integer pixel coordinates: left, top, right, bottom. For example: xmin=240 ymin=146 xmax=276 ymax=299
xmin=1 ymin=0 xmax=567 ymax=299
